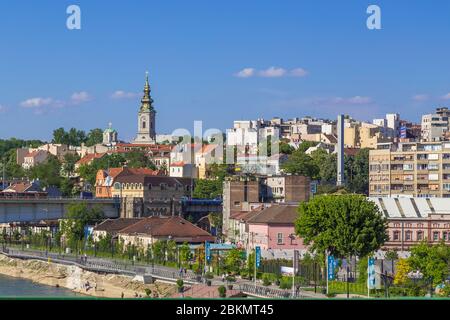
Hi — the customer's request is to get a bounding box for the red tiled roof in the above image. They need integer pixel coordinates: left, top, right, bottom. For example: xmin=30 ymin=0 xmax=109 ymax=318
xmin=118 ymin=216 xmax=215 ymax=242
xmin=76 ymin=153 xmax=105 ymax=165
xmin=247 ymin=204 xmax=299 ymax=225
xmin=94 ymin=218 xmax=143 ymax=233
xmin=170 ymin=161 xmax=185 ymax=167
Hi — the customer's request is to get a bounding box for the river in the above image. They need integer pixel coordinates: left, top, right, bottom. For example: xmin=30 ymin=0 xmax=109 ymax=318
xmin=0 ymin=274 xmax=81 ymax=297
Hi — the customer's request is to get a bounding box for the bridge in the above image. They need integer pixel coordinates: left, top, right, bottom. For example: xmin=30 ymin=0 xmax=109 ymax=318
xmin=0 ymin=198 xmax=119 ymax=223
xmin=181 ymin=199 xmax=222 ymax=214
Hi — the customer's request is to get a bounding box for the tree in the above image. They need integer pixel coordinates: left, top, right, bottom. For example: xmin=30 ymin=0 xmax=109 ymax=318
xmin=62 ymin=153 xmax=81 ymax=177
xmin=224 ymin=248 xmax=245 ymax=274
xmin=295 ymin=194 xmax=388 ymax=259
xmin=408 ymin=241 xmax=450 ymax=286
xmin=60 ymin=203 xmax=104 ymax=249
xmin=28 ymin=155 xmax=63 ymax=188
xmin=345 ymin=148 xmax=369 ymax=195
xmin=297 ymin=141 xmax=318 ymax=153
xmin=281 ymin=150 xmax=319 ymax=179
xmin=279 ymin=141 xmax=295 ymax=155
xmin=85 ymin=129 xmax=104 ymax=147
xmin=394 ymin=258 xmax=412 ymax=285
xmin=310 ymin=149 xmax=336 ymax=184
xmin=179 ymin=242 xmax=192 ymax=266
xmin=193 ymin=179 xmax=222 ymax=199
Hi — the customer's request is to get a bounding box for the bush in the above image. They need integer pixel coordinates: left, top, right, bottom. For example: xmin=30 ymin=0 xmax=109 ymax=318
xmin=176 ymin=279 xmax=184 ymax=288
xmin=205 ymin=272 xmax=215 ymax=279
xmin=226 ymin=275 xmax=236 ymax=283
xmin=218 ymin=285 xmax=227 ymax=298
xmin=144 ymin=288 xmax=152 ymax=297
xmin=279 ymin=277 xmax=292 ymax=290
xmin=262 ymin=275 xmax=272 ymax=287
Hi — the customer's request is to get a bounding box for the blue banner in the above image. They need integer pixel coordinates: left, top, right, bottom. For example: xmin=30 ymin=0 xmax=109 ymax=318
xmin=205 ymin=241 xmax=211 ymax=262
xmin=368 ymin=257 xmax=376 ymax=289
xmin=255 ymin=246 xmax=261 ymax=268
xmin=327 ymin=255 xmax=336 ymax=280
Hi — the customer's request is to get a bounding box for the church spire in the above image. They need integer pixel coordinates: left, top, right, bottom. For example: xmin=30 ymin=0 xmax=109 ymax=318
xmin=140 ymin=71 xmax=154 ymax=112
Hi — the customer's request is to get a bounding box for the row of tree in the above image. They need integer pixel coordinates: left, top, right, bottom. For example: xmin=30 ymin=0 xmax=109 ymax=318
xmin=52 ymin=127 xmax=103 ymax=147
xmin=281 ymin=141 xmax=369 ymax=194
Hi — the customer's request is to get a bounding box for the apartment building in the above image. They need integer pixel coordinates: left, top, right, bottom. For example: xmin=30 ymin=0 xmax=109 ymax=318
xmin=369 ymin=141 xmax=450 ymax=197
xmin=421 ymin=107 xmax=450 ymax=142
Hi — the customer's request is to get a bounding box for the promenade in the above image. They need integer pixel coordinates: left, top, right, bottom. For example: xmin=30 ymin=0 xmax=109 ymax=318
xmin=0 ymin=246 xmax=325 ymax=299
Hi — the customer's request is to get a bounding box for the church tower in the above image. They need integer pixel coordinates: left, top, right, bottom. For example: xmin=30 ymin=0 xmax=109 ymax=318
xmin=133 ymin=71 xmax=156 ymax=144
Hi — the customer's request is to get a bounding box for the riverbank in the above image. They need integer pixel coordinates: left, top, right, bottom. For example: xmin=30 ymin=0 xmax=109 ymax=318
xmin=0 ymin=254 xmax=176 ymax=298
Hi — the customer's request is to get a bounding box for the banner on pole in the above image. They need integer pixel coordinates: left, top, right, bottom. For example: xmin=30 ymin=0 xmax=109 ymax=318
xmin=327 ymin=255 xmax=336 ymax=280
xmin=255 ymin=246 xmax=261 ymax=268
xmin=205 ymin=241 xmax=211 ymax=262
xmin=368 ymin=257 xmax=376 ymax=289
xmin=293 ymin=250 xmax=299 ymax=275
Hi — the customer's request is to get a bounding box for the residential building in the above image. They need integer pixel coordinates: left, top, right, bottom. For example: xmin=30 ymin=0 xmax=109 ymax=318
xmin=369 ymin=141 xmax=450 ymax=197
xmin=21 ymin=150 xmax=48 ymax=170
xmin=264 ymin=175 xmax=310 ymax=203
xmin=421 ymin=107 xmax=450 ymax=142
xmin=169 ymin=161 xmax=197 ymax=178
xmin=246 ymin=204 xmax=308 ymax=258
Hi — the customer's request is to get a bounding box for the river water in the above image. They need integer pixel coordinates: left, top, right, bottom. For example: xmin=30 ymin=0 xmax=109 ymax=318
xmin=0 ymin=274 xmax=81 ymax=297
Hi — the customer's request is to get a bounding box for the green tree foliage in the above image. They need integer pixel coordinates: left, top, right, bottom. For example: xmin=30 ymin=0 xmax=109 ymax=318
xmin=281 ymin=149 xmax=319 ymax=179
xmin=345 ymin=148 xmax=369 ymax=194
xmin=85 ymin=129 xmax=104 ymax=147
xmin=297 ymin=141 xmax=318 ymax=153
xmin=279 ymin=141 xmax=295 ymax=155
xmin=310 ymin=149 xmax=336 ymax=184
xmin=52 ymin=127 xmax=87 ymax=146
xmin=295 ymin=194 xmax=388 ymax=259
xmin=224 ymin=248 xmax=245 ymax=274
xmin=0 ymin=138 xmax=45 ymax=159
xmin=62 ymin=153 xmax=81 ymax=177
xmin=60 ymin=203 xmax=104 ymax=248
xmin=28 ymin=155 xmax=63 ymax=188
xmin=193 ymin=179 xmax=222 ymax=198
xmin=408 ymin=241 xmax=450 ymax=286
xmin=179 ymin=242 xmax=192 ymax=266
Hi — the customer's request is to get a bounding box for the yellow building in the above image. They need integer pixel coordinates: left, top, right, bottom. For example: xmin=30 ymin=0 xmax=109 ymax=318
xmin=369 ymin=141 xmax=450 ymax=197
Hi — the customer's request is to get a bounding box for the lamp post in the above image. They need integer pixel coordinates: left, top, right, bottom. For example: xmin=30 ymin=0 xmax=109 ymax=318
xmin=407 ymin=270 xmax=424 ymax=297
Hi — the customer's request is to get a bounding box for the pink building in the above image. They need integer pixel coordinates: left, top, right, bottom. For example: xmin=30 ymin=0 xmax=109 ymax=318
xmin=246 ymin=204 xmax=307 ymax=251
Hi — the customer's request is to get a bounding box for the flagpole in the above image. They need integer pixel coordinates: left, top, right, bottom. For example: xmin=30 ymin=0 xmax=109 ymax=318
xmin=367 ymin=256 xmax=370 ymax=299
xmin=326 ymin=250 xmax=329 ymax=296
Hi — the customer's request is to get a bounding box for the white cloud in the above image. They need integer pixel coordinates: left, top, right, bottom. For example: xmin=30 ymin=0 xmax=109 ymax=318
xmin=412 ymin=94 xmax=429 ymax=102
xmin=235 ymin=68 xmax=255 ymax=78
xmin=20 ymin=97 xmax=54 ymax=108
xmin=70 ymin=91 xmax=91 ymax=104
xmin=442 ymin=93 xmax=450 ymax=100
xmin=235 ymin=66 xmax=309 ymax=78
xmin=111 ymin=90 xmax=140 ymax=99
xmin=346 ymin=96 xmax=372 ymax=104
xmin=259 ymin=66 xmax=287 ymax=78
xmin=290 ymin=68 xmax=309 ymax=77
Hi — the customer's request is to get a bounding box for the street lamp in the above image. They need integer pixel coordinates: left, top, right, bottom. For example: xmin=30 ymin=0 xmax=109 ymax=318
xmin=407 ymin=270 xmax=424 ymax=297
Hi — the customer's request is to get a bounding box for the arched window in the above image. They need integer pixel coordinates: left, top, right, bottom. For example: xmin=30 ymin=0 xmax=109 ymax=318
xmin=417 ymin=231 xmax=423 ymax=241
xmin=114 ymin=182 xmax=121 ymax=190
xmin=142 ymin=121 xmax=146 ymax=129
xmin=393 ymin=231 xmax=400 ymax=241
xmin=405 ymin=231 xmax=412 ymax=241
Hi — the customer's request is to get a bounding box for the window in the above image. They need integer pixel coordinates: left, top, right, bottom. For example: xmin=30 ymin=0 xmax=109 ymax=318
xmin=142 ymin=121 xmax=146 ymax=129
xmin=405 ymin=231 xmax=412 ymax=241
xmin=277 ymin=233 xmax=283 ymax=245
xmin=433 ymin=232 xmax=439 ymax=241
xmin=148 ymin=184 xmax=152 ymax=190
xmin=417 ymin=231 xmax=423 ymax=241
xmin=114 ymin=182 xmax=121 ymax=190
xmin=393 ymin=231 xmax=400 ymax=241
xmin=444 ymin=232 xmax=448 ymax=241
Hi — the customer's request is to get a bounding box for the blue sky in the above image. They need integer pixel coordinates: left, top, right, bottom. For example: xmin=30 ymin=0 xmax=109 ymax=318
xmin=1 ymin=0 xmax=450 ymax=141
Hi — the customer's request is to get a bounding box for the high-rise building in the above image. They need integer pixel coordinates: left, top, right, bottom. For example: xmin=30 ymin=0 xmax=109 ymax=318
xmin=369 ymin=141 xmax=450 ymax=197
xmin=133 ymin=72 xmax=156 ymax=144
xmin=421 ymin=107 xmax=450 ymax=142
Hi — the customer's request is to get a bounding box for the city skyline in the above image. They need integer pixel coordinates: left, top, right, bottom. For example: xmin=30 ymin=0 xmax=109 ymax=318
xmin=2 ymin=1 xmax=450 ymax=141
